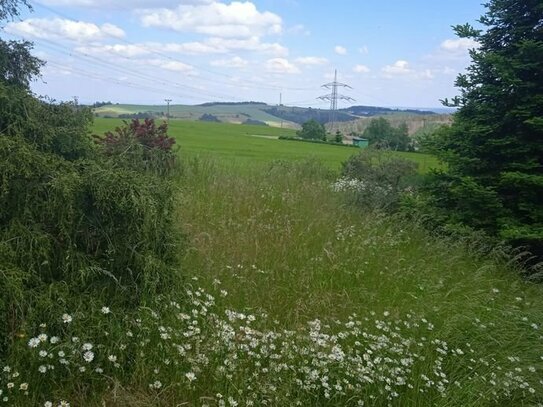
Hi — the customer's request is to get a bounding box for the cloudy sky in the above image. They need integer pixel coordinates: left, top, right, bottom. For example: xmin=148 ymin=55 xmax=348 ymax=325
xmin=2 ymin=0 xmax=484 ymax=108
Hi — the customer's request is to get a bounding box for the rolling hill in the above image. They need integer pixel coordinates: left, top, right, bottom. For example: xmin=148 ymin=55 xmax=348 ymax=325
xmin=93 ymin=102 xmax=451 ymax=132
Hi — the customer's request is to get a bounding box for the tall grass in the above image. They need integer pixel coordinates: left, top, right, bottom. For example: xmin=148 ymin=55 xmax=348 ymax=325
xmin=1 ymin=157 xmax=542 ymax=406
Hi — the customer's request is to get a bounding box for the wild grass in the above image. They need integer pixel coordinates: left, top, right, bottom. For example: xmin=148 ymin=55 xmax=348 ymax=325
xmin=2 ymin=154 xmax=542 ymax=405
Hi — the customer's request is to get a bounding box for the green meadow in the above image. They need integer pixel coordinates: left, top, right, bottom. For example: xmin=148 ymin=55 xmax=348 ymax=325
xmin=93 ymin=118 xmax=440 ymax=172
xmin=3 ymin=117 xmax=541 ymax=406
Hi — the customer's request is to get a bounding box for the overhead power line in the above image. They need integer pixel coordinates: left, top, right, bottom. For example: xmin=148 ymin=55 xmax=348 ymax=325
xmin=318 ymin=70 xmax=355 ymax=132
xmin=30 ymin=1 xmax=315 ymax=92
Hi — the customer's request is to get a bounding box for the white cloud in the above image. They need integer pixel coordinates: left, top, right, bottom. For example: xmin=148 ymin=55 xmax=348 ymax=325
xmin=76 ymin=37 xmax=288 ymax=58
xmin=358 ymin=45 xmax=369 ymax=54
xmin=419 ymin=69 xmax=434 ymax=80
xmin=287 ymin=24 xmax=310 ymax=36
xmin=75 ymin=44 xmax=149 ymax=57
xmin=38 ymin=0 xmax=211 ymax=9
xmin=295 ymin=56 xmax=328 ymax=65
xmin=5 ymin=18 xmax=125 ymax=42
xmin=210 ymin=56 xmax=248 ymax=68
xmin=334 ymin=45 xmax=347 ymax=55
xmin=264 ymin=58 xmax=300 ymax=74
xmin=381 ymin=60 xmax=411 ymax=76
xmin=353 ymin=64 xmax=370 ymax=73
xmin=168 ymin=36 xmax=288 ymax=55
xmin=147 ymin=59 xmax=195 ymax=73
xmin=139 ymin=1 xmax=282 ymax=38
xmin=440 ymin=38 xmax=479 ymax=53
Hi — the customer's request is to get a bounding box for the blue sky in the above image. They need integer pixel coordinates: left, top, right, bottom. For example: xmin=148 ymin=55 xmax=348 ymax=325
xmin=2 ymin=0 xmax=486 ymax=107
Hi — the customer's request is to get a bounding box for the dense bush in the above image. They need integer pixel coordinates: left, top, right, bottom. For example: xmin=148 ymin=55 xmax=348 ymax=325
xmin=297 ymin=119 xmax=327 ymax=141
xmin=199 ymin=113 xmax=221 ymax=122
xmin=0 ymin=87 xmax=182 ymax=359
xmin=242 ymin=118 xmax=268 ymax=126
xmin=336 ymin=149 xmax=418 ymax=210
xmin=362 ymin=117 xmax=412 ymax=151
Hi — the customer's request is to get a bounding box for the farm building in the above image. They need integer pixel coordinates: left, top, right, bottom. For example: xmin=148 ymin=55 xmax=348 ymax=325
xmin=352 ymin=137 xmax=369 ymax=148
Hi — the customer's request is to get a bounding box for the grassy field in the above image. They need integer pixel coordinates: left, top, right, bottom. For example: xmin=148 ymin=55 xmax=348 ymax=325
xmin=94 ymin=103 xmax=298 ymax=127
xmin=7 ymin=118 xmax=541 ymax=406
xmin=93 ymin=118 xmax=440 ymax=172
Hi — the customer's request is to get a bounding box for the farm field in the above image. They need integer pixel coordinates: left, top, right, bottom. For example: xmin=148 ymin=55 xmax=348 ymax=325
xmin=94 ymin=103 xmax=299 ymax=128
xmin=93 ymin=118 xmax=440 ymax=172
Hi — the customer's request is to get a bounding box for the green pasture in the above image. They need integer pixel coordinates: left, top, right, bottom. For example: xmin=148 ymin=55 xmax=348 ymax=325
xmin=93 ymin=117 xmax=440 ymax=172
xmin=94 ymin=103 xmax=290 ymax=125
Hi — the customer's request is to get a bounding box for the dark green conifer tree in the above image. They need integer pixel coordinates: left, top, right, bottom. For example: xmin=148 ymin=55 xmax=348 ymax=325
xmin=428 ymin=0 xmax=543 ymax=259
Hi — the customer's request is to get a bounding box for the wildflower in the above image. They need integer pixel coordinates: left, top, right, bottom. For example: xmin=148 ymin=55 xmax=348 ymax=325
xmin=62 ymin=314 xmax=72 ymax=324
xmin=19 ymin=383 xmax=28 ymax=391
xmin=38 ymin=333 xmax=48 ymax=342
xmin=38 ymin=365 xmax=47 ymax=373
xmin=44 ymin=402 xmax=53 ymax=407
xmin=101 ymin=306 xmax=111 ymax=315
xmin=185 ymin=372 xmax=197 ymax=382
xmin=95 ymin=367 xmax=104 ymax=373
xmin=83 ymin=351 xmax=94 ymax=363
xmin=82 ymin=343 xmax=93 ymax=351
xmin=7 ymin=383 xmax=14 ymax=389
xmin=151 ymin=380 xmax=162 ymax=389
xmin=58 ymin=401 xmax=70 ymax=407
xmin=108 ymin=355 xmax=117 ymax=363
xmin=2 ymin=366 xmax=10 ymax=373
xmin=79 ymin=366 xmax=86 ymax=372
xmin=220 ymin=289 xmax=228 ymax=297
xmin=58 ymin=351 xmax=65 ymax=357
xmin=39 ymin=350 xmax=48 ymax=357
xmin=50 ymin=336 xmax=60 ymax=344
xmin=28 ymin=338 xmax=40 ymax=348
xmin=531 ymin=323 xmax=539 ymax=330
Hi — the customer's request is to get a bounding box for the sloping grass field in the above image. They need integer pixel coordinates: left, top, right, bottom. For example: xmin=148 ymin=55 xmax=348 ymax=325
xmin=94 ymin=103 xmax=297 ymax=127
xmin=6 ymin=118 xmax=539 ymax=406
xmin=93 ymin=118 xmax=440 ymax=172
xmin=89 ymin=118 xmax=543 ymax=405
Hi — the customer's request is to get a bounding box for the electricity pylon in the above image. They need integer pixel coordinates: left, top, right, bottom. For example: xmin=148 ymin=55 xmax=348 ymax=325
xmin=318 ymin=70 xmax=355 ymax=133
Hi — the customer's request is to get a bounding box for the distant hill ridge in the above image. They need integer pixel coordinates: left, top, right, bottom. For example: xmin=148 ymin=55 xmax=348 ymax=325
xmin=341 ymin=105 xmax=436 ymax=116
xmin=93 ymin=102 xmax=447 ymax=128
xmin=196 ymin=101 xmax=268 ymax=107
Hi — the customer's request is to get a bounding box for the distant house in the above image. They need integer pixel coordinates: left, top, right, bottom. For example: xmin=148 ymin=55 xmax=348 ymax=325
xmin=352 ymin=137 xmax=369 ymax=148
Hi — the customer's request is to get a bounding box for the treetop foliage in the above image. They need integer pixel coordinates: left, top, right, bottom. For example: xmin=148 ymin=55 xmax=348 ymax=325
xmin=297 ymin=119 xmax=327 ymax=141
xmin=428 ymin=0 xmax=543 ymax=262
xmin=362 ymin=117 xmax=412 ymax=151
xmin=0 ymin=0 xmax=30 ymax=21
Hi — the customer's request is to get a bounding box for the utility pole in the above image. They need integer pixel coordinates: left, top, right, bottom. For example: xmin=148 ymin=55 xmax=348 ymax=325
xmin=279 ymin=92 xmax=283 ymax=129
xmin=164 ymin=99 xmax=172 ymax=122
xmin=318 ymin=70 xmax=355 ymax=133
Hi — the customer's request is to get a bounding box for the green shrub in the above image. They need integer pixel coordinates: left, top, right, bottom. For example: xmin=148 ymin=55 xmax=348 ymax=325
xmin=0 ymin=87 xmax=182 ymax=359
xmin=336 ymin=149 xmax=418 ymax=211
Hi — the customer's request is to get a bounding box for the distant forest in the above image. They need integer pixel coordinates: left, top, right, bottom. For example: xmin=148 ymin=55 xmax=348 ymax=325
xmin=340 ymin=105 xmax=436 ymax=116
xmin=197 ymin=101 xmax=268 ymax=107
xmin=264 ymin=107 xmax=353 ymax=125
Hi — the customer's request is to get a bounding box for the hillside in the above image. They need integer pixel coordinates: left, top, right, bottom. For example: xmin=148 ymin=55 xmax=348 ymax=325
xmin=93 ymin=102 xmax=451 ymax=132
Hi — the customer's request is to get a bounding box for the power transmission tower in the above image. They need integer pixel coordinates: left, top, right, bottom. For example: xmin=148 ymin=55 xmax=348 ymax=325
xmin=164 ymin=99 xmax=172 ymax=122
xmin=318 ymin=70 xmax=355 ymax=133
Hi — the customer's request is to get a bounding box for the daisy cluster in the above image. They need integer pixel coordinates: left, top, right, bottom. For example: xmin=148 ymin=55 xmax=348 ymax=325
xmin=1 ymin=282 xmax=541 ymax=406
